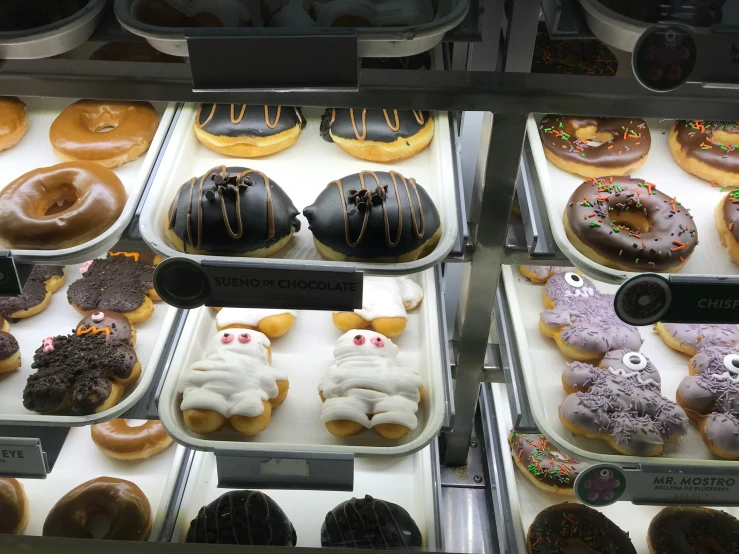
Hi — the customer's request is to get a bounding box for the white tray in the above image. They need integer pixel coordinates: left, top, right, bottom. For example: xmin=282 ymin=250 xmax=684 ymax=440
xmin=527 ymin=115 xmax=738 ymax=284
xmin=171 ymin=447 xmax=438 ymax=549
xmin=491 ymin=383 xmax=739 ymax=554
xmin=501 ymin=264 xmax=738 ymax=469
xmin=577 ymin=0 xmax=645 ymax=53
xmin=0 ymin=262 xmax=179 ymax=426
xmin=18 ymin=424 xmax=186 ymax=540
xmin=0 ymin=98 xmax=175 ymax=264
xmin=159 ymin=270 xmax=444 ymax=457
xmin=139 ymin=102 xmax=458 ymax=274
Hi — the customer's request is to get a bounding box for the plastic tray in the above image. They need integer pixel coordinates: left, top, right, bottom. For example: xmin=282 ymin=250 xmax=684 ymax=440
xmin=527 ymin=115 xmax=739 ymax=284
xmin=159 ymin=270 xmax=445 ymax=457
xmin=170 ymin=447 xmax=438 ymax=548
xmin=501 ymin=264 xmax=739 ymax=469
xmin=577 ymin=0 xmax=645 ymax=53
xmin=0 ymin=0 xmax=108 ymax=59
xmin=0 ymin=98 xmax=175 ymax=265
xmin=0 ymin=262 xmax=179 ymax=426
xmin=114 ymin=0 xmax=469 ymax=58
xmin=139 ymin=103 xmax=458 ymax=274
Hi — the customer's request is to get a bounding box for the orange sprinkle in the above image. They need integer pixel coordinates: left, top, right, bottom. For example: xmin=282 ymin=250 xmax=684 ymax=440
xmin=680 ymin=256 xmax=687 ymax=263
xmin=623 ymin=130 xmax=628 ymax=139
xmin=576 ymin=146 xmax=584 ymax=151
xmin=583 ymin=196 xmax=590 ymax=201
xmin=588 ymin=213 xmax=598 ymax=218
xmin=608 ymin=145 xmax=614 ymax=150
xmin=631 ymin=233 xmax=642 ymax=239
xmin=597 ymin=218 xmax=603 ymax=223
xmin=532 ymin=538 xmax=542 ymax=547
xmin=617 ymin=151 xmax=622 ymax=156
xmin=596 ymin=195 xmax=610 ymax=201
xmin=635 ymin=142 xmax=641 ymax=145
xmin=609 ymin=176 xmax=613 ymax=182
xmin=730 ymin=222 xmax=735 ymax=231
xmin=642 ymin=240 xmax=647 ymax=248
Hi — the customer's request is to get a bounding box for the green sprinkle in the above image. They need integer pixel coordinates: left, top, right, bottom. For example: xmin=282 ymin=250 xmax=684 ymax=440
xmin=613 ymin=227 xmax=620 ymax=233
xmin=635 ymin=258 xmax=639 ymax=263
xmin=581 ymin=153 xmax=586 ymax=157
xmin=636 ymin=204 xmax=642 ymax=208
xmin=702 ymin=146 xmax=710 ymax=150
xmin=589 ymin=222 xmax=601 ymax=227
xmin=544 ymin=127 xmax=552 ymax=131
xmin=615 ymin=184 xmax=622 ymax=192
xmin=621 ymin=126 xmax=626 ymax=130
xmin=582 ymin=201 xmax=591 ymax=207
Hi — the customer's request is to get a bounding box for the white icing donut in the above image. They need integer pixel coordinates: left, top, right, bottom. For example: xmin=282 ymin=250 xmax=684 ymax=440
xmin=339 ymin=276 xmax=423 ymax=321
xmin=178 ymin=329 xmax=286 ymax=418
xmin=312 ymin=0 xmax=435 ymax=27
xmin=318 ymin=330 xmax=423 ymax=430
xmin=216 ymin=308 xmax=297 ymax=329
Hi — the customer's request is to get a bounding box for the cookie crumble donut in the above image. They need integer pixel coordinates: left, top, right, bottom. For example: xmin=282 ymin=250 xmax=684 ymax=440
xmin=565 ymin=175 xmax=698 ymax=271
xmin=648 ymin=506 xmax=739 ymax=554
xmin=0 ymin=265 xmax=65 ymax=320
xmin=215 ymin=308 xmax=297 ymax=338
xmin=0 ymin=97 xmax=28 ymax=152
xmin=539 ymin=116 xmax=650 ymax=177
xmin=91 ymin=419 xmax=173 ymax=460
xmin=669 ymin=120 xmax=739 ymax=186
xmin=0 ymin=331 xmax=21 ymax=373
xmin=50 ymin=100 xmax=159 ymax=168
xmin=0 ymin=478 xmax=28 ymax=535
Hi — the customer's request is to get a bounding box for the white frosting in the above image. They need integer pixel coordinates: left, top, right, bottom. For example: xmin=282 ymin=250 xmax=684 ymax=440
xmin=133 ymin=0 xmax=252 ymax=26
xmin=607 ymin=367 xmax=659 ymax=387
xmin=178 ymin=329 xmax=287 ymax=419
xmin=318 ymin=330 xmax=423 ymax=430
xmin=338 ymin=276 xmax=423 ymax=321
xmin=312 ymin=0 xmax=434 ymax=27
xmin=216 ymin=308 xmax=297 ymax=329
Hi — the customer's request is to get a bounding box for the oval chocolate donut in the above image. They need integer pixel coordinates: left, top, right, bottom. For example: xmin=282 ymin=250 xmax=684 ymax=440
xmin=648 ymin=506 xmax=739 ymax=554
xmin=564 ymin=175 xmax=698 ymax=271
xmin=716 ymin=188 xmax=739 ymax=264
xmin=539 ymin=116 xmax=650 ymax=178
xmin=669 ymin=120 xmax=739 ymax=186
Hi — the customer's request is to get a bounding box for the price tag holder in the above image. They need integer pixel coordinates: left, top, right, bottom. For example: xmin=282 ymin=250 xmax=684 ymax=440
xmin=0 ymin=253 xmax=22 ymax=297
xmin=0 ymin=438 xmax=48 ymax=479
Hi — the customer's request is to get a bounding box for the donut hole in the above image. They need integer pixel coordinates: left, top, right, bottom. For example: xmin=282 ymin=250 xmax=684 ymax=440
xmin=575 ymin=125 xmax=614 ymax=146
xmin=84 ymin=511 xmax=111 ymax=539
xmin=123 ymin=419 xmax=147 ymax=428
xmin=612 ymin=211 xmax=651 ymax=233
xmin=42 ymin=184 xmax=78 ymax=216
xmin=83 ymin=113 xmax=120 ymax=134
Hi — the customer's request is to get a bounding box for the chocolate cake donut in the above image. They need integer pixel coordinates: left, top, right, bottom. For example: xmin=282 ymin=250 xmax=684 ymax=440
xmin=167 ymin=166 xmax=300 ymax=257
xmin=0 ymin=265 xmax=65 ymax=320
xmin=648 ymin=506 xmax=739 ymax=554
xmin=321 ymin=495 xmax=422 ymax=549
xmin=303 ymin=170 xmax=441 ymax=262
xmin=669 ymin=120 xmax=739 ymax=186
xmin=187 ymin=490 xmax=296 ymax=546
xmin=0 ymin=331 xmax=21 ymax=374
xmin=195 ymin=104 xmax=305 ymax=157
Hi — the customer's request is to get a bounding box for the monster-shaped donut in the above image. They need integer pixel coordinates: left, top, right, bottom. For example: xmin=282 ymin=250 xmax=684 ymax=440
xmin=559 ymin=350 xmax=688 ymax=456
xmin=0 ymin=331 xmax=20 ymax=373
xmin=669 ymin=120 xmax=739 ymax=186
xmin=677 ymin=347 xmax=739 ymax=459
xmin=539 ymin=271 xmax=643 ymax=361
xmin=0 ymin=265 xmax=65 ymax=320
xmin=690 ymin=345 xmax=739 ymax=377
xmin=518 ymin=265 xmax=572 ymax=283
xmin=655 ymin=322 xmax=739 ymax=357
xmin=178 ymin=329 xmax=288 ymax=436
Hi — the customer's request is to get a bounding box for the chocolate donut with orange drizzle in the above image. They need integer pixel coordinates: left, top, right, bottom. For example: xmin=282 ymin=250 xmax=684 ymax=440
xmin=194 ymin=104 xmax=304 ymax=157
xmin=320 ymin=108 xmax=434 ymax=162
xmin=669 ymin=120 xmax=739 ymax=186
xmin=303 ymin=170 xmax=441 ymax=262
xmin=564 ymin=175 xmax=698 ymax=272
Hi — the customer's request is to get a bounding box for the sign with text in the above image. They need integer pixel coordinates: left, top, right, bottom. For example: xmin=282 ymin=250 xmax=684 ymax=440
xmin=0 ymin=438 xmax=48 ymax=478
xmin=0 ymin=254 xmax=22 ymax=297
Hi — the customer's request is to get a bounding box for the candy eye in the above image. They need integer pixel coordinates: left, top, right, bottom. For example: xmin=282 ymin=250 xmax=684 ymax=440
xmin=238 ymin=333 xmax=251 ymax=344
xmin=353 ymin=335 xmax=365 ymax=345
xmin=600 ymin=469 xmax=610 ymax=477
xmin=371 ymin=336 xmax=385 ymax=348
xmin=565 ymin=272 xmax=583 ymax=288
xmin=622 ymin=352 xmax=647 ymax=371
xmin=91 ymin=311 xmax=105 ymax=323
xmin=723 ymin=354 xmax=739 ymax=375
xmin=221 ymin=333 xmax=234 ymax=344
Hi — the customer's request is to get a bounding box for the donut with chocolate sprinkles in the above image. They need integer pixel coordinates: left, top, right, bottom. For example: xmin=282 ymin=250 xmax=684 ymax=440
xmin=715 ymin=188 xmax=739 ymax=265
xmin=508 ymin=431 xmax=586 ymax=495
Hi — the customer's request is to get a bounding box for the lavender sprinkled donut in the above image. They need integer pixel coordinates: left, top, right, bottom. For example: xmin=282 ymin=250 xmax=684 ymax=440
xmin=689 ymin=345 xmax=739 ymax=377
xmin=656 ymin=323 xmax=739 ymax=356
xmin=518 ymin=265 xmax=573 ymax=284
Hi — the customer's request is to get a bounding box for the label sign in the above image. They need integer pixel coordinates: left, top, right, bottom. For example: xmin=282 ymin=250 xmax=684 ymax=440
xmin=0 ymin=438 xmax=48 ymax=478
xmin=0 ymin=254 xmax=22 ymax=297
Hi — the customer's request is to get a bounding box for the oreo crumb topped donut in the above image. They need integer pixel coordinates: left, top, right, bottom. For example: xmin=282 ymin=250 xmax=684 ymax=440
xmin=303 ymin=170 xmax=441 ymax=262
xmin=0 ymin=331 xmax=21 ymax=373
xmin=648 ymin=506 xmax=739 ymax=554
xmin=187 ymin=490 xmax=296 ymax=546
xmin=167 ymin=166 xmax=300 ymax=257
xmin=0 ymin=265 xmax=65 ymax=320
xmin=321 ymin=495 xmax=422 ymax=549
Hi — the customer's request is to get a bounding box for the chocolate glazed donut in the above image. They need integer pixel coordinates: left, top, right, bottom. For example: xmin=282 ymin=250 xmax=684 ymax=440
xmin=648 ymin=506 xmax=739 ymax=554
xmin=303 ymin=170 xmax=442 ymax=262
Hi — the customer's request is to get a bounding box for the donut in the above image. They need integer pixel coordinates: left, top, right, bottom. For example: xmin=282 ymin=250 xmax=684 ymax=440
xmin=669 ymin=121 xmax=739 ymax=185
xmin=319 ymin=330 xmax=423 ymax=439
xmin=527 ymin=503 xmax=636 ymax=554
xmin=560 ymin=350 xmax=688 ymax=456
xmin=507 ymin=431 xmax=586 ymax=495
xmin=0 ymin=331 xmax=21 ymax=374
xmin=716 ymin=188 xmax=739 ymax=264
xmin=167 ymin=166 xmax=300 ymax=256
xmin=194 ymin=104 xmax=305 ymax=157
xmin=648 ymin=506 xmax=739 ymax=554
xmin=77 ymin=310 xmax=137 ymax=346
xmin=91 ymin=419 xmax=173 ymax=460
xmin=0 ymin=162 xmax=127 ymax=250
xmin=132 ymin=0 xmax=254 ymax=27
xmin=532 ymin=23 xmax=617 ymax=76
xmin=655 ymin=322 xmax=739 ymax=356
xmin=67 ymin=253 xmax=157 ymax=323
xmin=0 ymin=97 xmax=28 ymax=152
xmin=303 ymin=170 xmax=442 ymax=262
xmin=518 ymin=265 xmax=572 ymax=283
xmin=49 ymin=101 xmax=159 ymax=168
xmin=178 ymin=329 xmax=288 ymax=436
xmin=89 ymin=42 xmax=185 ymax=63
xmin=690 ymin=345 xmax=739 ymax=376
xmin=312 ymin=0 xmax=435 ymax=26
xmin=0 ymin=479 xmax=28 ymax=535
xmin=43 ymin=477 xmax=151 ymax=540
xmin=0 ymin=315 xmax=7 ymax=333
xmin=320 ymin=108 xmax=434 ymax=162
xmin=187 ymin=490 xmax=296 ymax=545
xmin=0 ymin=265 xmax=65 ymax=320
xmin=332 ymin=276 xmax=423 ymax=338
xmin=23 ymin=312 xmax=139 ymax=415
xmin=564 ymin=176 xmax=698 ymax=272
xmin=215 ymin=308 xmax=297 ymax=338
xmin=321 ymin=495 xmax=422 ymax=549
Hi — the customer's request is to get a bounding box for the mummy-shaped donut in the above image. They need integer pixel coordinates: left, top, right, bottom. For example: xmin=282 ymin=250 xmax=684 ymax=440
xmin=215 ymin=308 xmax=297 ymax=338
xmin=178 ymin=329 xmax=288 ymax=436
xmin=318 ymin=330 xmax=423 ymax=439
xmin=559 ymin=350 xmax=688 ymax=456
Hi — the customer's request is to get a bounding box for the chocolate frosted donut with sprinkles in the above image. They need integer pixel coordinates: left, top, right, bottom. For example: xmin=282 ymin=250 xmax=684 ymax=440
xmin=716 ymin=187 xmax=739 ymax=265
xmin=539 ymin=116 xmax=650 ymax=178
xmin=648 ymin=507 xmax=739 ymax=554
xmin=564 ymin=175 xmax=698 ymax=272
xmin=669 ymin=120 xmax=739 ymax=186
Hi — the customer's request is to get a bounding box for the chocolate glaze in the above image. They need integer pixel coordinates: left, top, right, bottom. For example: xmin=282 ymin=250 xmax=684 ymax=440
xmin=662 ymin=323 xmax=739 ymax=353
xmin=648 ymin=506 xmax=739 ymax=554
xmin=196 ymin=104 xmax=305 ymax=138
xmin=187 ymin=490 xmax=296 ymax=546
xmin=691 ymin=345 xmax=739 ymax=376
xmin=77 ymin=311 xmax=133 ymax=343
xmin=303 ymin=170 xmax=440 ymax=259
xmin=361 ymin=53 xmax=431 ymax=71
xmin=0 ymin=265 xmax=64 ymax=318
xmin=507 ymin=431 xmax=586 ymax=491
xmin=566 ymin=175 xmax=698 ymax=270
xmin=67 ymin=255 xmax=154 ymax=313
xmin=673 ymin=120 xmax=739 ymax=173
xmin=721 ymin=189 xmax=739 ymax=241
xmin=168 ymin=166 xmax=300 ymax=254
xmin=320 ymin=109 xmax=431 ymax=144
xmin=528 ymin=503 xmax=636 ymax=554
xmin=532 ymin=23 xmax=618 ymax=76
xmin=0 ymin=479 xmax=25 ymax=534
xmin=539 ymin=116 xmax=650 ymax=168
xmin=321 ymin=495 xmax=422 ymax=549
xmin=0 ymin=332 xmax=19 ymax=360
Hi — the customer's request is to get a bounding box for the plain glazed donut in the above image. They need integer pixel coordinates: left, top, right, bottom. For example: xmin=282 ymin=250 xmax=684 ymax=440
xmin=50 ymin=101 xmax=159 ymax=168
xmin=0 ymin=97 xmax=28 ymax=152
xmin=43 ymin=477 xmax=151 ymax=541
xmin=648 ymin=506 xmax=739 ymax=554
xmin=669 ymin=120 xmax=739 ymax=186
xmin=0 ymin=162 xmax=127 ymax=250
xmin=0 ymin=478 xmax=28 ymax=535
xmin=91 ymin=419 xmax=173 ymax=460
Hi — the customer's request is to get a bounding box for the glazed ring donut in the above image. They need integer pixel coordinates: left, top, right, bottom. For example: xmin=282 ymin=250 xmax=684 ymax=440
xmin=0 ymin=97 xmax=28 ymax=152
xmin=49 ymin=100 xmax=159 ymax=168
xmin=43 ymin=477 xmax=151 ymax=541
xmin=669 ymin=120 xmax=739 ymax=186
xmin=539 ymin=115 xmax=651 ymax=178
xmin=0 ymin=478 xmax=28 ymax=535
xmin=91 ymin=419 xmax=173 ymax=460
xmin=564 ymin=175 xmax=698 ymax=272
xmin=0 ymin=162 xmax=127 ymax=250
xmin=648 ymin=506 xmax=739 ymax=554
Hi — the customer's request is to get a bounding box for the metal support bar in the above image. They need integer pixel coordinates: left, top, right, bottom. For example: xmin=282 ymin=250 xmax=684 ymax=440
xmin=450 ymin=340 xmax=504 ymax=382
xmin=157 ymin=447 xmax=196 ymax=542
xmin=437 ymin=265 xmax=456 ymax=432
xmin=502 ymin=0 xmax=542 ymax=72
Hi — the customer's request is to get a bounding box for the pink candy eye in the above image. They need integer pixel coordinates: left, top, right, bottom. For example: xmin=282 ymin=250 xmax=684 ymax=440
xmin=371 ymin=337 xmax=385 ymax=348
xmin=238 ymin=333 xmax=251 ymax=344
xmin=42 ymin=337 xmax=54 ymax=353
xmin=91 ymin=312 xmax=105 ymax=323
xmin=353 ymin=335 xmax=365 ymax=345
xmin=79 ymin=260 xmax=93 ymax=274
xmin=221 ymin=333 xmax=234 ymax=344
